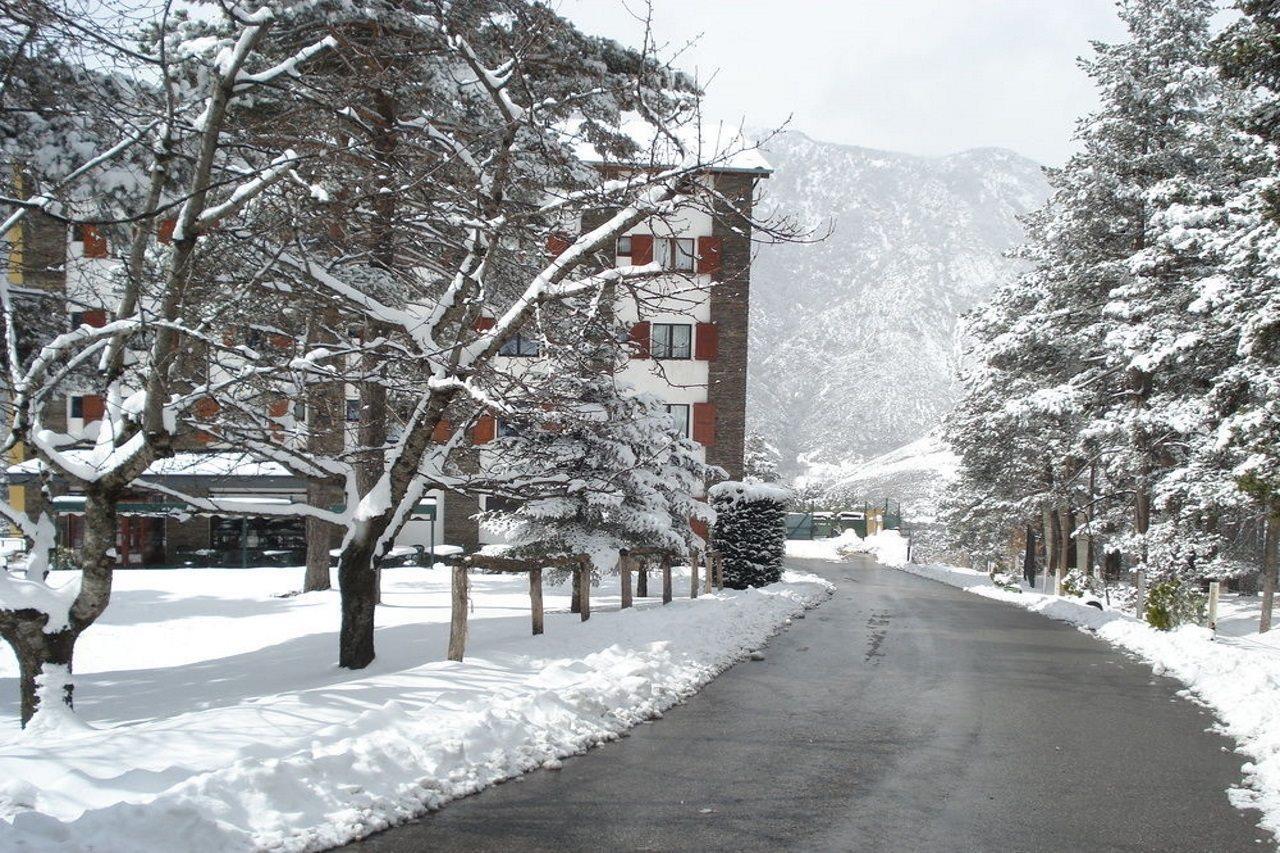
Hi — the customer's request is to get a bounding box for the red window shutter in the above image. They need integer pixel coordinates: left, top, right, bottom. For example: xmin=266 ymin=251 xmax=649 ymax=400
xmin=196 ymin=431 xmax=214 ymax=444
xmin=695 ymin=322 xmax=718 ymax=361
xmin=81 ymin=225 xmax=108 ymax=258
xmin=268 ymin=398 xmax=289 ymax=418
xmin=696 ymin=236 xmax=722 ymax=275
xmin=81 ymin=395 xmax=105 ymax=423
xmin=631 ymin=235 xmax=653 ymax=265
xmin=270 ymin=334 xmax=292 ymax=349
xmin=691 ymin=516 xmax=709 ymax=541
xmin=432 ymin=418 xmax=453 ymax=443
xmin=547 ymin=233 xmax=572 ymax=258
xmin=473 ymin=414 xmax=495 ymax=445
xmin=474 ymin=316 xmax=496 ymax=332
xmin=692 ymin=402 xmax=716 ymax=446
xmin=82 ymin=309 xmax=108 ymax=328
xmin=629 ymin=321 xmax=651 ymax=359
xmin=158 ymin=218 xmax=177 ymax=244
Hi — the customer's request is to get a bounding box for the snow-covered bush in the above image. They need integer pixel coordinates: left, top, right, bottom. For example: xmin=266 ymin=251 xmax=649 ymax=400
xmin=710 ymin=481 xmax=790 ymax=589
xmin=1144 ymin=579 xmax=1207 ymax=630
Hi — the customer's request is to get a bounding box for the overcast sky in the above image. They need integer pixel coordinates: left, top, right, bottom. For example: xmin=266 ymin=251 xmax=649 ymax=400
xmin=560 ymin=0 xmax=1130 ymax=165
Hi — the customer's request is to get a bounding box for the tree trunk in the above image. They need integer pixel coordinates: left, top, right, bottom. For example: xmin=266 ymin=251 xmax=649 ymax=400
xmin=1261 ymin=514 xmax=1279 ymax=634
xmin=570 ymin=564 xmax=582 ymax=613
xmin=1044 ymin=507 xmax=1057 ymax=582
xmin=5 ymin=619 xmax=77 ymax=727
xmin=661 ymin=556 xmax=672 ymax=604
xmin=303 ymin=512 xmax=332 ymax=592
xmin=578 ymin=557 xmax=591 ymax=621
xmin=448 ymin=565 xmax=468 ymax=660
xmin=636 ymin=561 xmax=648 ymax=597
xmin=704 ymin=552 xmax=713 ymax=594
xmin=338 ymin=531 xmax=380 ymax=669
xmin=530 ymin=568 xmax=543 ymax=635
xmin=690 ymin=551 xmax=700 ymax=599
xmin=1022 ymin=524 xmax=1037 ymax=587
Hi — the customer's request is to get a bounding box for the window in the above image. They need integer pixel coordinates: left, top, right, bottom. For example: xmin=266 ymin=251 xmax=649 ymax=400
xmin=616 ymin=235 xmax=632 ymax=258
xmin=345 ymin=398 xmax=361 ymax=422
xmin=499 ymin=331 xmax=541 ymax=357
xmin=70 ymin=312 xmax=87 ymax=330
xmin=651 ymin=323 xmax=692 ymax=360
xmin=497 ymin=419 xmax=522 ymax=438
xmin=672 ymin=237 xmax=695 ymax=272
xmin=293 ymin=399 xmax=306 ymax=421
xmin=656 ymin=237 xmax=695 ymax=272
xmin=665 ymin=404 xmax=690 ymax=438
xmin=70 ymin=396 xmax=84 ymax=419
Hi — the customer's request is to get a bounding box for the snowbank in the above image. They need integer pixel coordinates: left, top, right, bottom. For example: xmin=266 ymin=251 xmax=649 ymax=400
xmin=0 ymin=565 xmax=831 ymax=852
xmin=784 ymin=529 xmax=909 ymax=566
xmin=892 ymin=560 xmax=1280 ymax=842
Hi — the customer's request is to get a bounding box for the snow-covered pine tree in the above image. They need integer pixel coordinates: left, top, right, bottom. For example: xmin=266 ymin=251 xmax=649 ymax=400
xmin=710 ymin=480 xmax=790 ymax=589
xmin=481 ymin=313 xmax=718 ymax=577
xmin=743 ymin=432 xmax=782 ymax=483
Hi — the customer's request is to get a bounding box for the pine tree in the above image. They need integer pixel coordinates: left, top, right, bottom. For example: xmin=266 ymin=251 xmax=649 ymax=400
xmin=710 ymin=481 xmax=789 ymax=589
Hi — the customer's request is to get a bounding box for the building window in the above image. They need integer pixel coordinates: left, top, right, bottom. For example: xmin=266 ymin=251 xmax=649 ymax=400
xmin=345 ymin=398 xmax=361 ymax=422
xmin=70 ymin=396 xmax=84 ymax=419
xmin=497 ymin=419 xmax=522 ymax=438
xmin=499 ymin=331 xmax=541 ymax=357
xmin=665 ymin=403 xmax=690 ymax=438
xmin=657 ymin=237 xmax=695 ymax=272
xmin=652 ymin=323 xmax=692 ymax=360
xmin=616 ymin=235 xmax=632 ymax=258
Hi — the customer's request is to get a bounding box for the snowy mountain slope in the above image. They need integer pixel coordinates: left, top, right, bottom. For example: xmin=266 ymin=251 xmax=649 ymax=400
xmin=796 ymin=431 xmax=959 ymax=522
xmin=748 ymin=131 xmax=1050 ymax=472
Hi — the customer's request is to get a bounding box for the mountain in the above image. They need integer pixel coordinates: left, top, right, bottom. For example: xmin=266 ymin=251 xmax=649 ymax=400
xmin=794 ymin=431 xmax=958 ymax=523
xmin=747 ymin=131 xmax=1050 ymax=473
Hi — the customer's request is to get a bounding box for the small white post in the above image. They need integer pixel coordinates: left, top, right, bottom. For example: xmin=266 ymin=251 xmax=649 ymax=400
xmin=1055 ymin=561 xmax=1065 ymax=597
xmin=1135 ymin=570 xmax=1146 ymax=622
xmin=1208 ymin=580 xmax=1221 ymax=633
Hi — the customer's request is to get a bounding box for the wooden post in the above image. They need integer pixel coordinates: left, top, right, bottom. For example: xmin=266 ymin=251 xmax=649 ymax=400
xmin=714 ymin=553 xmax=725 ymax=589
xmin=578 ymin=556 xmax=591 ymax=621
xmin=1135 ymin=570 xmax=1146 ymax=621
xmin=637 ymin=559 xmax=649 ymax=597
xmin=704 ymin=551 xmax=713 ymax=594
xmin=530 ymin=567 xmax=544 ymax=636
xmin=1208 ymin=580 xmax=1220 ymax=633
xmin=620 ymin=554 xmax=633 ymax=609
xmin=662 ymin=556 xmax=673 ymax=604
xmin=448 ymin=565 xmax=469 ymax=662
xmin=690 ymin=551 xmax=700 ymax=599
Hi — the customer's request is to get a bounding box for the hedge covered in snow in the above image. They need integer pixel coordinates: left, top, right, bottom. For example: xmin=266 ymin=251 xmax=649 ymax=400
xmin=709 ymin=481 xmax=790 ymax=589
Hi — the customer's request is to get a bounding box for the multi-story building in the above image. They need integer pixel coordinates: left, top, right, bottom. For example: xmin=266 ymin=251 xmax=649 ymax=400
xmin=3 ymin=153 xmax=771 ymax=565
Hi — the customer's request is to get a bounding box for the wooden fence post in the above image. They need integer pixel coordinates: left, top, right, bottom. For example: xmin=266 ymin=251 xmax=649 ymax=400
xmin=448 ymin=565 xmax=469 ymax=661
xmin=637 ymin=559 xmax=649 ymax=597
xmin=579 ymin=556 xmax=591 ymax=621
xmin=662 ymin=556 xmax=673 ymax=604
xmin=690 ymin=551 xmax=700 ymax=599
xmin=620 ymin=554 xmax=633 ymax=609
xmin=530 ymin=566 xmax=544 ymax=636
xmin=1208 ymin=580 xmax=1220 ymax=633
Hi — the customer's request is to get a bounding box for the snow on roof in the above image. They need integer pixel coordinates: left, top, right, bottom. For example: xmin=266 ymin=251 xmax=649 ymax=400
xmin=567 ymin=111 xmax=772 ymax=175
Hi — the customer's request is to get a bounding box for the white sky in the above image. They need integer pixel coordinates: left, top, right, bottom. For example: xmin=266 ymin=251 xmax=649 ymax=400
xmin=560 ymin=0 xmax=1130 ymax=165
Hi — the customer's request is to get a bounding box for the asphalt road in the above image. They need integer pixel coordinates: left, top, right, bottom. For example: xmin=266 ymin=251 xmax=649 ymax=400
xmin=344 ymin=556 xmax=1266 ymax=852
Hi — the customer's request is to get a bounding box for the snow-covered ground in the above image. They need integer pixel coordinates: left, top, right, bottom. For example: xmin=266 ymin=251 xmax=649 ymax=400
xmin=791 ymin=532 xmax=1280 ymax=842
xmin=0 ymin=565 xmax=832 ymax=852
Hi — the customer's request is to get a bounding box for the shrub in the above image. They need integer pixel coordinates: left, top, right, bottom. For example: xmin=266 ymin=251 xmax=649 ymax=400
xmin=1144 ymin=580 xmax=1206 ymax=630
xmin=710 ymin=480 xmax=790 ymax=589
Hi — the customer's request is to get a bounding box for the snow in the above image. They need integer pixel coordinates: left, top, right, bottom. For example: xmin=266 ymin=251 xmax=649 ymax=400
xmin=0 ymin=565 xmax=832 ymax=851
xmin=706 ymin=479 xmax=791 ymax=505
xmin=785 ymin=529 xmax=909 ymax=566
xmin=845 ymin=554 xmax=1280 ymax=843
